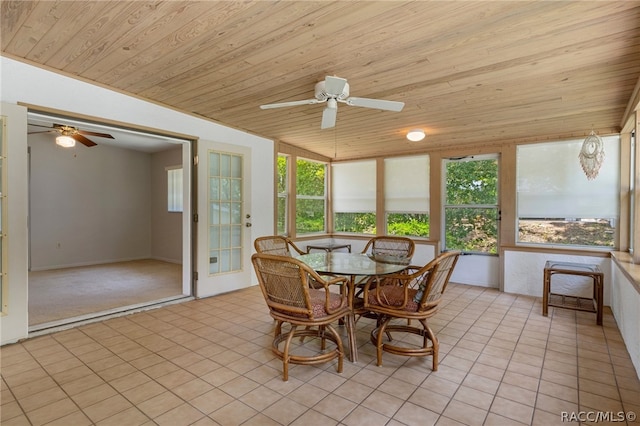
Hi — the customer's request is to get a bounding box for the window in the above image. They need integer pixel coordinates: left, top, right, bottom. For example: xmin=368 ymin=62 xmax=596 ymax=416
xmin=167 ymin=166 xmax=183 ymax=212
xmin=385 ymin=155 xmax=429 ymax=237
xmin=277 ymin=155 xmax=288 ymax=235
xmin=296 ymin=158 xmax=326 ymax=234
xmin=444 ymin=155 xmax=499 ymax=254
xmin=517 ymin=136 xmax=620 ymax=248
xmin=333 ymin=160 xmax=376 ymax=234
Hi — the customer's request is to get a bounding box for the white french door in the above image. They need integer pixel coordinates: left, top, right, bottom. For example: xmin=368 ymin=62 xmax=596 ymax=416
xmin=196 ymin=140 xmax=252 ymax=297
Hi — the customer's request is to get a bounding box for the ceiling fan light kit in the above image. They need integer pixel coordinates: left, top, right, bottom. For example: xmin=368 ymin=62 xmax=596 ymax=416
xmin=260 ymin=76 xmax=405 ymax=129
xmin=406 ymin=129 xmax=426 ymax=142
xmin=56 ymin=135 xmax=76 ymax=148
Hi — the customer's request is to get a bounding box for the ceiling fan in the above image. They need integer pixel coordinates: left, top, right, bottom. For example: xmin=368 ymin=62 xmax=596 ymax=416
xmin=28 ymin=123 xmax=114 ymax=147
xmin=260 ymin=76 xmax=405 ymax=129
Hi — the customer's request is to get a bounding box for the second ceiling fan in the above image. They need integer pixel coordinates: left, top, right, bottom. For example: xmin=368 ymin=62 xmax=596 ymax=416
xmin=28 ymin=123 xmax=114 ymax=147
xmin=260 ymin=76 xmax=404 ymax=129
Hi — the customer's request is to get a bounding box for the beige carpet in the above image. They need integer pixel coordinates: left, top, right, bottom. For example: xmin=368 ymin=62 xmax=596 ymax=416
xmin=29 ymin=259 xmax=183 ymax=326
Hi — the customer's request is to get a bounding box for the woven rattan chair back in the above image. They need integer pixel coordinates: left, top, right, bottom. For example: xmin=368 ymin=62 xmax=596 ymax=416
xmin=254 ymin=235 xmax=305 ymax=256
xmin=361 ymin=236 xmax=415 ymax=262
xmin=253 ymin=254 xmax=315 ymax=318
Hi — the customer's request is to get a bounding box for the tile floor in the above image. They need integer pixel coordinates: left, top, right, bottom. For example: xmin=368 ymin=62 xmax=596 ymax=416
xmin=1 ymin=283 xmax=639 ymax=426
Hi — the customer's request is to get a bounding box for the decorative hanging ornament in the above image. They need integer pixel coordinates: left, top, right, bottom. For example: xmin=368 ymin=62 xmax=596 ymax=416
xmin=579 ymin=130 xmax=605 ymax=180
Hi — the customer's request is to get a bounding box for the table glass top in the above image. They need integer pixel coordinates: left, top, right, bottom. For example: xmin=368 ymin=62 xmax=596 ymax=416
xmin=296 ymin=252 xmax=409 ymax=276
xmin=545 ymin=261 xmax=601 ymax=273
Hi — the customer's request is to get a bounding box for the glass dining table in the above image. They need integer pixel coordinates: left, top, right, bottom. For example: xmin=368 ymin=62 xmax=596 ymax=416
xmin=295 ymin=251 xmax=410 ymax=362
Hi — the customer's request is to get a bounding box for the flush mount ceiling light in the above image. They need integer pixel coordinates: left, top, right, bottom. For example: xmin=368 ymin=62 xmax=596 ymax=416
xmin=406 ymin=129 xmax=425 ymax=142
xmin=56 ymin=135 xmax=76 ymax=148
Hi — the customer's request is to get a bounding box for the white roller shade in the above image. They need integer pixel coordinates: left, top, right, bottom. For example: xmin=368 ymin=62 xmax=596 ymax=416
xmin=385 ymin=155 xmax=429 ymax=213
xmin=517 ymin=136 xmax=620 ymax=218
xmin=332 ymin=161 xmax=376 ymax=212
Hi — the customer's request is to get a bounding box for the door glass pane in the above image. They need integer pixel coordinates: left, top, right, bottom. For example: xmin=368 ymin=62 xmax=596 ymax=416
xmin=231 ymin=203 xmax=241 ymax=224
xmin=446 ymin=159 xmax=498 ymax=205
xmin=209 ymin=153 xmax=219 ymax=175
xmin=210 ymin=203 xmax=220 ymax=223
xmin=231 ymin=179 xmax=241 ymax=201
xmin=209 ymin=250 xmax=219 ymax=274
xmin=209 ymin=177 xmax=220 ymax=199
xmin=208 ymin=150 xmax=243 ymax=275
xmin=221 ymin=154 xmax=230 ymax=177
xmin=231 ymin=225 xmax=241 ymax=246
xmin=220 ymin=202 xmax=231 ymax=224
xmin=220 ymin=178 xmax=230 ymax=200
xmin=209 ymin=226 xmax=220 ymax=247
xmin=231 ymin=155 xmax=242 ymax=178
xmin=445 ymin=207 xmax=498 ymax=253
xmin=220 ymin=226 xmax=230 ymax=247
xmin=220 ymin=249 xmax=231 ymax=273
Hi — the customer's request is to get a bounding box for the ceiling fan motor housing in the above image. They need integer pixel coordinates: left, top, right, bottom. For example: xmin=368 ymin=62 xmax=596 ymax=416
xmin=315 ymin=80 xmax=349 ymax=101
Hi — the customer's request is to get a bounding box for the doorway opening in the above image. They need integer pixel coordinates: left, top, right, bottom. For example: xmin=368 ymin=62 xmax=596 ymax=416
xmin=27 ymin=111 xmax=194 ymax=331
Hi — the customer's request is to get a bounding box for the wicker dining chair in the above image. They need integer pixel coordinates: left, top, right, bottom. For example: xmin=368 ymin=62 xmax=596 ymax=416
xmin=254 ymin=235 xmax=332 ymax=289
xmin=254 ymin=235 xmax=306 ymax=256
xmin=251 ymin=253 xmax=353 ymax=381
xmin=353 ymin=236 xmax=416 ymax=307
xmin=361 ymin=235 xmax=416 ymax=260
xmin=362 ymin=251 xmax=461 ymax=370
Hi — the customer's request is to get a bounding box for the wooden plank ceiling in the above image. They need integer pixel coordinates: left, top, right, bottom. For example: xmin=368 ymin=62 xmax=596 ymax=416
xmin=2 ymin=1 xmax=640 ymax=160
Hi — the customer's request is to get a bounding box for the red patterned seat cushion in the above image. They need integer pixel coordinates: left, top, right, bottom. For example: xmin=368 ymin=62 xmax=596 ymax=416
xmin=308 ymin=289 xmax=346 ymax=318
xmin=274 ymin=289 xmax=346 ymax=319
xmin=367 ymin=285 xmax=419 ymax=312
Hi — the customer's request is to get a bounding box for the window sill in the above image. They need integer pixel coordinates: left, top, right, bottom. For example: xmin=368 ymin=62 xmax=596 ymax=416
xmin=610 ymin=251 xmax=640 ymax=294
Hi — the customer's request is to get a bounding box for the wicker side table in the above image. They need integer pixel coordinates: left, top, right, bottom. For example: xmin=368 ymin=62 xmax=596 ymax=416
xmin=542 ymin=261 xmax=603 ymax=325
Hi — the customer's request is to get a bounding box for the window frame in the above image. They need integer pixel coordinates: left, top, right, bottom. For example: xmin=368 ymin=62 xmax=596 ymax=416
xmin=295 ymin=157 xmax=327 ymax=235
xmin=166 ymin=165 xmax=183 ymax=213
xmin=277 ymin=154 xmax=289 ymax=236
xmin=515 ymin=136 xmax=620 ymax=249
xmin=384 ymin=155 xmax=430 ymax=238
xmin=332 ymin=160 xmax=377 ymax=235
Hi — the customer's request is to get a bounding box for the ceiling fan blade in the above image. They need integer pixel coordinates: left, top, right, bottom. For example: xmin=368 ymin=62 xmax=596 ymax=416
xmin=78 ymin=130 xmax=114 ymax=139
xmin=260 ymin=99 xmax=321 ymax=109
xmin=346 ymin=97 xmax=405 ymax=112
xmin=27 ymin=130 xmax=56 ymax=135
xmin=324 ymin=76 xmax=347 ymax=96
xmin=28 ymin=123 xmax=56 ymax=129
xmin=321 ymin=105 xmax=337 ymax=129
xmin=73 ymin=134 xmax=97 ymax=147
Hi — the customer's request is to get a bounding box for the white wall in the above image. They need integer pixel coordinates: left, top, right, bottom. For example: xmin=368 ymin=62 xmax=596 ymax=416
xmin=0 ymin=103 xmax=29 ymax=344
xmin=28 ymin=134 xmax=153 ymax=270
xmin=0 ymin=56 xmax=274 ymax=345
xmin=452 ymin=254 xmax=499 ymax=288
xmin=611 ymin=262 xmax=640 ymax=376
xmin=503 ymin=250 xmax=611 ymax=304
xmin=151 ymin=147 xmax=183 ymax=263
